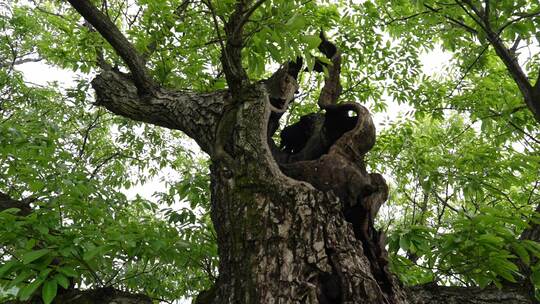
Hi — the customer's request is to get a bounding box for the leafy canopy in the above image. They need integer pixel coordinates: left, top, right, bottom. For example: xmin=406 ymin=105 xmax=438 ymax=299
xmin=1 ymin=0 xmax=539 ymax=302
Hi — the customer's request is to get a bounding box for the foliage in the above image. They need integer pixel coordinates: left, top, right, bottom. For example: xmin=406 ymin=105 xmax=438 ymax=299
xmin=1 ymin=0 xmax=540 ymax=302
xmin=373 ymin=114 xmax=539 ymax=288
xmin=0 ymin=21 xmax=215 ymax=302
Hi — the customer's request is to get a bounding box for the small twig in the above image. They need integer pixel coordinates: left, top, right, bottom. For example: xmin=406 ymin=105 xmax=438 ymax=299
xmin=234 ymin=0 xmax=268 ymax=34
xmin=497 ymin=9 xmax=540 ymax=36
xmin=78 ymin=109 xmax=103 ymax=159
xmin=384 ymin=10 xmax=433 ymax=25
xmin=89 ymin=151 xmax=123 ymax=180
xmin=446 ymin=44 xmax=489 ymax=98
xmin=424 ymin=4 xmax=478 ymax=35
xmin=203 ymin=0 xmax=226 ymax=53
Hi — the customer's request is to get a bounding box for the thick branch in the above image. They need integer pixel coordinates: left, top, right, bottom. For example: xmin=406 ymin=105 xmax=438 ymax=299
xmin=0 ymin=192 xmax=32 ymax=216
xmin=67 ymin=0 xmax=153 ymax=94
xmin=0 ymin=57 xmax=42 ymax=68
xmin=317 ymin=32 xmax=342 ymax=107
xmin=92 ymin=71 xmax=227 ymax=154
xmin=221 ymin=0 xmax=252 ymax=95
xmin=487 ymin=33 xmax=540 ymax=122
xmin=449 ymin=0 xmax=540 ymax=122
xmin=236 ymin=0 xmax=267 ymax=33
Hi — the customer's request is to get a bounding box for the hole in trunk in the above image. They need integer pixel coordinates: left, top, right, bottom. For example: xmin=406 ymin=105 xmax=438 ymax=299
xmin=272 ymin=107 xmax=359 ymax=164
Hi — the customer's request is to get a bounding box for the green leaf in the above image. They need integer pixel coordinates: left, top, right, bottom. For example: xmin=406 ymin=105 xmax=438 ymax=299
xmin=285 ymin=14 xmax=306 ymax=30
xmin=83 ymin=246 xmax=101 ymax=262
xmin=301 ymin=34 xmax=321 ymax=50
xmin=0 ymin=260 xmax=18 ymax=277
xmin=476 ymin=275 xmax=492 ymax=288
xmin=54 ymin=273 xmax=70 ymax=289
xmin=512 ymin=243 xmax=530 ymax=265
xmin=1 ymin=208 xmax=23 ymax=214
xmin=531 ymin=269 xmax=540 ymax=286
xmin=399 ymin=235 xmax=410 ymax=251
xmin=8 ymin=270 xmax=33 ymax=288
xmin=496 ymin=268 xmax=517 ymax=283
xmin=22 ymin=249 xmax=51 ymax=264
xmin=42 ymin=279 xmax=58 ymax=304
xmin=58 ymin=266 xmax=78 ymax=278
xmin=18 ymin=278 xmax=44 ymax=300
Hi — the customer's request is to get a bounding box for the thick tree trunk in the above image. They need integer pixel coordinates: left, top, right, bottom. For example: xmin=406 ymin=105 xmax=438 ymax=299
xmin=85 ymin=67 xmax=532 ymax=303
xmin=88 ymin=61 xmax=536 ymax=304
xmin=88 ymin=63 xmax=536 ymax=304
xmin=199 ymin=83 xmax=408 ymax=303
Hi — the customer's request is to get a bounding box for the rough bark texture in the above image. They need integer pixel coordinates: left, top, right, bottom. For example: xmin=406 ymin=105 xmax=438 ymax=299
xmin=207 ymin=82 xmax=407 ymax=303
xmin=407 ymin=285 xmax=532 ymax=304
xmin=91 ymin=71 xmax=227 ymax=154
xmin=86 ymin=40 xmax=534 ymax=304
xmin=89 ymin=67 xmax=407 ymax=303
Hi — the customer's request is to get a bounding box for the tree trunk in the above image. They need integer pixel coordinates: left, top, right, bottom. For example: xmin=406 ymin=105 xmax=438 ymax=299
xmin=198 ymin=82 xmax=408 ymax=303
xmin=90 ymin=66 xmax=408 ymax=303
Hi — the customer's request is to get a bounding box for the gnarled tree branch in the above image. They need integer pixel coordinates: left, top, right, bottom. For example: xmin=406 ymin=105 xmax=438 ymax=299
xmin=91 ymin=71 xmax=227 ymax=154
xmin=0 ymin=191 xmax=32 ymax=216
xmin=67 ymin=0 xmax=153 ymax=94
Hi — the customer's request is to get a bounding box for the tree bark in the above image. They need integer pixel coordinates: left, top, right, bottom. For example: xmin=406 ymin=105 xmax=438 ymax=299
xmin=92 ymin=70 xmax=408 ymax=303
xmin=205 ymin=81 xmax=407 ymax=303
xmin=407 ymin=285 xmax=532 ymax=304
xmin=91 ymin=66 xmax=537 ymax=304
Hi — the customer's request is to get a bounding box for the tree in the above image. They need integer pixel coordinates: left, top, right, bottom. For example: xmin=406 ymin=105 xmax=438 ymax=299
xmin=0 ymin=0 xmax=539 ymax=303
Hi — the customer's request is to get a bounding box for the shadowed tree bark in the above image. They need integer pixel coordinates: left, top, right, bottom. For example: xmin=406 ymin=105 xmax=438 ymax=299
xmin=407 ymin=285 xmax=531 ymax=304
xmin=59 ymin=0 xmax=537 ymax=303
